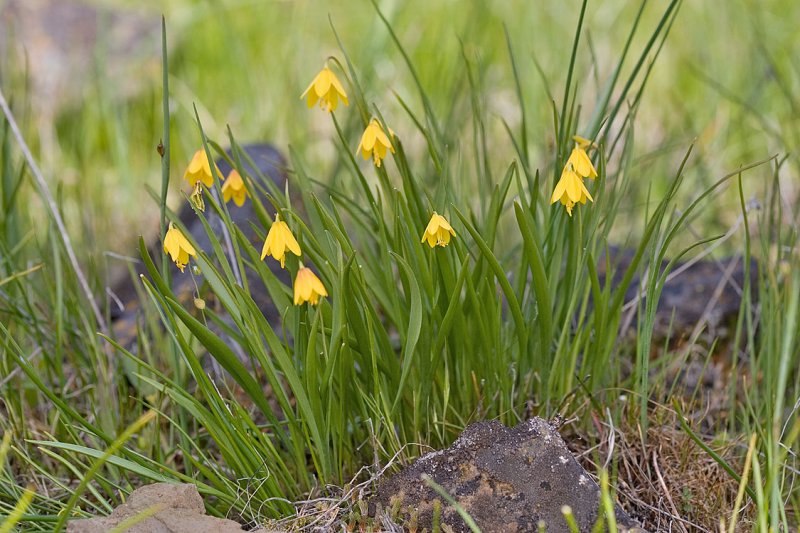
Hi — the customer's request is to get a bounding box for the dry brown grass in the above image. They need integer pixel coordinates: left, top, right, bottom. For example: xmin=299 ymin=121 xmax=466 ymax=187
xmin=567 ymin=400 xmax=752 ymax=532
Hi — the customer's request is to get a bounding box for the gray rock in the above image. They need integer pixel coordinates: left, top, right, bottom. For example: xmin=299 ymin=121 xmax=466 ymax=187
xmin=594 ymin=246 xmax=757 ymax=341
xmin=68 ymin=483 xmax=279 ymax=533
xmin=108 ymin=143 xmax=292 ymax=379
xmin=372 ymin=418 xmax=647 ymax=532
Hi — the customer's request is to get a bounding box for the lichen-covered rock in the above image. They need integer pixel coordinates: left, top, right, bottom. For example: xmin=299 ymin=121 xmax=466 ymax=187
xmin=373 ymin=418 xmax=647 ymax=532
xmin=67 ymin=483 xmax=278 ymax=533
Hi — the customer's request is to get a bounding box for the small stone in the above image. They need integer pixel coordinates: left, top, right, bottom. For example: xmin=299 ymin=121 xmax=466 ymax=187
xmin=68 ymin=483 xmax=284 ymax=533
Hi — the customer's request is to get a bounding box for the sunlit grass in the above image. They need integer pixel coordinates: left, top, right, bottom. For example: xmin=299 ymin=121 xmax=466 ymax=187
xmin=1 ymin=0 xmax=799 ymax=530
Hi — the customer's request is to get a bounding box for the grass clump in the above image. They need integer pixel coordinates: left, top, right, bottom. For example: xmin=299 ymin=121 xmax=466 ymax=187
xmin=1 ymin=1 xmax=799 ymax=531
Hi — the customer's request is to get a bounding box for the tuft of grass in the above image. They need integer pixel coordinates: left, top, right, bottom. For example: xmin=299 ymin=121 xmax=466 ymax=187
xmin=0 ymin=1 xmax=799 ymax=531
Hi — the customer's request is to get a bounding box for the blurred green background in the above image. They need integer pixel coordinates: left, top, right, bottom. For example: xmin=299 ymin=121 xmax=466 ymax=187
xmin=1 ymin=0 xmax=797 ymax=266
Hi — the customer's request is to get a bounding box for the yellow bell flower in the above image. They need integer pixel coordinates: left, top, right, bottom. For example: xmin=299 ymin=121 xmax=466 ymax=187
xmin=221 ymin=170 xmax=248 ymax=207
xmin=260 ymin=214 xmax=301 ymax=268
xmin=293 ymin=267 xmax=328 ymax=306
xmin=301 ymin=65 xmax=349 ymax=113
xmin=421 ymin=212 xmax=456 ymax=248
xmin=183 ymin=149 xmax=221 ymax=188
xmin=357 ymin=119 xmax=395 ymax=168
xmin=550 ymin=168 xmax=593 ymax=217
xmin=163 ymin=223 xmax=196 ymax=272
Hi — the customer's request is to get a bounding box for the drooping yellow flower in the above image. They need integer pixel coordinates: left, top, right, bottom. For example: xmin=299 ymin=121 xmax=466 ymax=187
xmin=293 ymin=267 xmax=328 ymax=306
xmin=221 ymin=170 xmax=248 ymax=207
xmin=301 ymin=65 xmax=349 ymax=113
xmin=163 ymin=223 xmax=196 ymax=272
xmin=260 ymin=214 xmax=301 ymax=268
xmin=550 ymin=137 xmax=599 ymax=216
xmin=421 ymin=212 xmax=456 ymax=248
xmin=357 ymin=119 xmax=395 ymax=168
xmin=183 ymin=149 xmax=221 ymax=188
xmin=550 ymin=168 xmax=593 ymax=217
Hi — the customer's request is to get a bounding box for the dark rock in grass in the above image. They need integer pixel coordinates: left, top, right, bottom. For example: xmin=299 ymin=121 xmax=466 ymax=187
xmin=68 ymin=483 xmax=280 ymax=533
xmin=373 ymin=418 xmax=647 ymax=532
xmin=594 ymin=246 xmax=758 ymax=341
xmin=108 ymin=144 xmax=292 ymax=377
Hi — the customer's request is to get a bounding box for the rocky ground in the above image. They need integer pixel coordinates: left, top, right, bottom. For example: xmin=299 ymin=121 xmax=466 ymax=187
xmin=71 ymin=417 xmax=651 ymax=532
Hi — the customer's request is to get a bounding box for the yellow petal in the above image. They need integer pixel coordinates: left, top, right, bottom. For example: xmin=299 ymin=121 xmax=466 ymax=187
xmin=177 ymin=249 xmax=189 ymax=267
xmin=438 ymin=215 xmax=455 ymax=234
xmin=326 ymin=92 xmax=338 ymax=112
xmin=261 ymin=231 xmax=275 ymax=261
xmin=569 ymin=148 xmax=597 ymax=179
xmin=293 ymin=282 xmax=304 ymax=305
xmin=564 ymin=171 xmax=583 ymax=203
xmin=375 ymin=142 xmax=387 ymax=162
xmin=294 ymin=269 xmax=316 ymax=304
xmin=186 ymin=150 xmax=204 ymax=173
xmin=301 ymin=282 xmax=314 ymax=301
xmin=359 ymin=124 xmax=377 ymax=152
xmin=222 ymin=171 xmax=247 ymax=205
xmin=312 ymin=277 xmax=328 ymax=298
xmin=305 ymin=90 xmax=320 ymax=109
xmin=329 ymin=72 xmax=348 ymax=101
xmin=283 ymin=228 xmax=301 ymax=257
xmin=175 ymin=231 xmax=195 ymax=256
xmin=183 ymin=149 xmax=216 ymax=188
xmin=200 ymin=154 xmax=211 ymax=176
xmin=272 ymin=232 xmax=286 ymax=260
xmin=579 ymin=179 xmax=594 ymax=203
xmin=163 ymin=230 xmax=178 ymax=258
xmin=375 ymin=127 xmax=392 ymax=149
xmin=314 ymin=68 xmax=333 ymax=97
xmin=421 ymin=214 xmax=440 ymax=242
xmin=550 ymin=175 xmax=568 ymax=204
xmin=437 ymin=228 xmax=451 ymax=246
